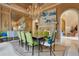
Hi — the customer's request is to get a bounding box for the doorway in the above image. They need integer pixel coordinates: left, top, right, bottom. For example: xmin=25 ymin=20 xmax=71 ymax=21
xmin=60 ymin=9 xmax=79 ymax=45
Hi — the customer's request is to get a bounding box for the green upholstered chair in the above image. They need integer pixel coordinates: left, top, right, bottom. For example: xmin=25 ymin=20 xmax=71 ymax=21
xmin=20 ymin=31 xmax=27 ymax=48
xmin=25 ymin=32 xmax=39 ymax=55
xmin=20 ymin=31 xmax=26 ymax=43
xmin=43 ymin=31 xmax=49 ymax=36
xmin=40 ymin=31 xmax=56 ymax=56
xmin=17 ymin=31 xmax=21 ymax=41
xmin=38 ymin=31 xmax=43 ymax=36
xmin=34 ymin=31 xmax=43 ymax=36
xmin=17 ymin=31 xmax=22 ymax=45
xmin=43 ymin=31 xmax=49 ymax=41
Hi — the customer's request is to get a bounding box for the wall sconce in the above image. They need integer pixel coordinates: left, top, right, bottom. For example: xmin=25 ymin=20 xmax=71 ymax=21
xmin=35 ymin=19 xmax=38 ymax=23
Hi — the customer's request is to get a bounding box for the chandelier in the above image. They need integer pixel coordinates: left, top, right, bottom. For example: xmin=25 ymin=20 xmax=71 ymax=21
xmin=26 ymin=4 xmax=41 ymax=18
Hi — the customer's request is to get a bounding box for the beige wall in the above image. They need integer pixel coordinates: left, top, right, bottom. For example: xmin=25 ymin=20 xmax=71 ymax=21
xmin=24 ymin=15 xmax=32 ymax=31
xmin=12 ymin=15 xmax=32 ymax=31
xmin=0 ymin=5 xmax=32 ymax=32
xmin=0 ymin=5 xmax=11 ymax=31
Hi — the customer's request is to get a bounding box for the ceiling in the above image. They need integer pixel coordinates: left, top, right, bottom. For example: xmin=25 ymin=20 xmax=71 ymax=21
xmin=0 ymin=3 xmax=61 ymax=21
xmin=0 ymin=3 xmax=60 ymax=15
xmin=15 ymin=3 xmax=44 ymax=9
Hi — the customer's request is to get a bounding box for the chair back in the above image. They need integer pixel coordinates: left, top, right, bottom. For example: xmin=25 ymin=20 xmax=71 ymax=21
xmin=51 ymin=30 xmax=57 ymax=42
xmin=38 ymin=31 xmax=43 ymax=36
xmin=43 ymin=31 xmax=49 ymax=41
xmin=25 ymin=32 xmax=33 ymax=45
xmin=20 ymin=31 xmax=26 ymax=43
xmin=47 ymin=30 xmax=57 ymax=44
xmin=17 ymin=31 xmax=22 ymax=41
xmin=43 ymin=31 xmax=49 ymax=37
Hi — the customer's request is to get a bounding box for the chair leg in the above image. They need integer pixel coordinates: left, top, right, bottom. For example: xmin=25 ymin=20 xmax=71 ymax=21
xmin=53 ymin=43 xmax=55 ymax=51
xmin=40 ymin=45 xmax=43 ymax=52
xmin=32 ymin=46 xmax=34 ymax=56
xmin=21 ymin=42 xmax=24 ymax=47
xmin=25 ymin=43 xmax=27 ymax=50
xmin=21 ymin=40 xmax=23 ymax=47
xmin=19 ymin=40 xmax=20 ymax=45
xmin=50 ymin=46 xmax=52 ymax=56
xmin=19 ymin=40 xmax=21 ymax=45
xmin=52 ymin=50 xmax=55 ymax=56
xmin=21 ymin=41 xmax=22 ymax=46
xmin=28 ymin=45 xmax=29 ymax=51
xmin=51 ymin=45 xmax=55 ymax=56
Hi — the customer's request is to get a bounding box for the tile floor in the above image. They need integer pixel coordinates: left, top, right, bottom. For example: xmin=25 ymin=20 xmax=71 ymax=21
xmin=0 ymin=40 xmax=78 ymax=56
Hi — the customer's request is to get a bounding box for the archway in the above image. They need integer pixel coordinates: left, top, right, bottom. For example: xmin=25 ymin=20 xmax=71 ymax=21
xmin=60 ymin=9 xmax=79 ymax=45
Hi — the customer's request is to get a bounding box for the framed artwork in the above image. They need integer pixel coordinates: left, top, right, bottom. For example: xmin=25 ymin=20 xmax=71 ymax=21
xmin=39 ymin=8 xmax=57 ymax=32
xmin=40 ymin=9 xmax=56 ymax=25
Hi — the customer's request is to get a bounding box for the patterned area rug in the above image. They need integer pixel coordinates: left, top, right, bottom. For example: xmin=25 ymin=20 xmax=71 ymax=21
xmin=10 ymin=40 xmax=66 ymax=56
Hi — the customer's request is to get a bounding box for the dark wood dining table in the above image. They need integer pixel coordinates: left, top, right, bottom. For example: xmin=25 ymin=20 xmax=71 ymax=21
xmin=32 ymin=35 xmax=45 ymax=56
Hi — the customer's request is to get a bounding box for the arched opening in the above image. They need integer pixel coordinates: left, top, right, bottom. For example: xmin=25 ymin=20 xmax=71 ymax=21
xmin=60 ymin=9 xmax=79 ymax=45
